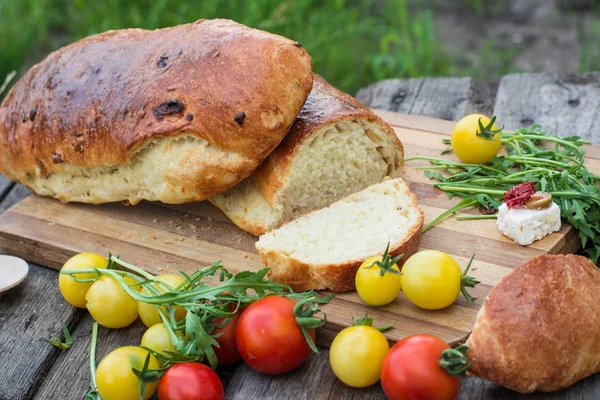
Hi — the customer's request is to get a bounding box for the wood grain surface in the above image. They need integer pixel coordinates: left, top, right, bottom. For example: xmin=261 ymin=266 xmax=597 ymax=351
xmin=0 ymin=175 xmax=12 ymax=200
xmin=494 ymin=72 xmax=600 ymax=142
xmin=0 ymin=265 xmax=83 ymax=400
xmin=0 ymin=110 xmax=589 ymax=351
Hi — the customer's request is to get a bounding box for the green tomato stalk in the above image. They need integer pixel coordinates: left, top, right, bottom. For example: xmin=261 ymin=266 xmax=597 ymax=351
xmin=439 ymin=344 xmax=471 ymax=376
xmin=363 ymin=242 xmax=403 ymax=276
xmin=351 ymin=314 xmax=394 ymax=332
xmin=475 ymin=116 xmax=503 ymax=140
xmin=460 ymin=255 xmax=479 ymax=305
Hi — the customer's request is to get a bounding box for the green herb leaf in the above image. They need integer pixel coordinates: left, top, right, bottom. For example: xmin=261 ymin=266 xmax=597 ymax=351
xmin=414 ymin=125 xmax=600 ymax=263
xmin=293 ymin=294 xmax=334 ymax=353
xmin=44 ymin=321 xmax=72 ymax=350
xmin=422 ymin=198 xmax=479 ymax=233
xmin=352 ymin=314 xmax=394 ymax=332
xmin=84 ymin=323 xmax=100 ymax=400
xmin=63 ymin=255 xmax=333 ymax=372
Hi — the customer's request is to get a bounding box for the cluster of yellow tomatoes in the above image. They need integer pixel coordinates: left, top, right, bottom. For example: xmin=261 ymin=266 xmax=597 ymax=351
xmin=355 ymin=249 xmax=477 ymax=310
xmin=328 ymin=249 xmax=476 ymax=396
xmin=58 ymin=253 xmax=220 ymax=400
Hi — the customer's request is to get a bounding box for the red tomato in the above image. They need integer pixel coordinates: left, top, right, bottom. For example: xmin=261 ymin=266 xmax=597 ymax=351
xmin=236 ymin=296 xmax=314 ymax=374
xmin=212 ymin=311 xmax=242 ymax=366
xmin=158 ymin=362 xmax=223 ymax=400
xmin=381 ymin=334 xmax=459 ymax=400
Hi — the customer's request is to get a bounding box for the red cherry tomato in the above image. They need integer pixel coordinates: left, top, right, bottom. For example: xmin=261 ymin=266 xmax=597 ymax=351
xmin=212 ymin=311 xmax=242 ymax=366
xmin=236 ymin=296 xmax=314 ymax=374
xmin=381 ymin=334 xmax=459 ymax=400
xmin=158 ymin=362 xmax=223 ymax=400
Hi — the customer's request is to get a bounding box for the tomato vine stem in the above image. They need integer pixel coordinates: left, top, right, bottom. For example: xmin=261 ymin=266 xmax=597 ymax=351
xmin=84 ymin=322 xmax=100 ymax=400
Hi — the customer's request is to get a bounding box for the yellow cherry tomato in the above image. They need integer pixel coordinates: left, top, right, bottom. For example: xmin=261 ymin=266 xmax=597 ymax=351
xmin=401 ymin=250 xmax=465 ymax=310
xmin=355 ymin=253 xmax=402 ymax=306
xmin=86 ymin=275 xmax=139 ymax=328
xmin=451 ymin=114 xmax=502 ymax=164
xmin=96 ymin=346 xmax=160 ymax=400
xmin=58 ymin=253 xmax=108 ymax=308
xmin=329 ymin=324 xmax=390 ymax=387
xmin=138 ymin=273 xmax=187 ymax=328
xmin=141 ymin=323 xmax=174 ymax=356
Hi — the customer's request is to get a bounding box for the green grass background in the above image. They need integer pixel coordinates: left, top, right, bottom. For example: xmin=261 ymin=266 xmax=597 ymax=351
xmin=1 ymin=0 xmax=598 ymax=95
xmin=0 ymin=0 xmax=451 ymax=95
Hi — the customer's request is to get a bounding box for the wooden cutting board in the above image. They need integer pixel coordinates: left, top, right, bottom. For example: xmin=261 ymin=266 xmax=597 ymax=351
xmin=0 ymin=110 xmax=592 ymax=347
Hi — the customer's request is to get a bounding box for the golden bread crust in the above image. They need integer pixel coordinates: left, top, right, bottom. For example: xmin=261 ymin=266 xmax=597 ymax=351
xmin=0 ymin=19 xmax=313 ymax=203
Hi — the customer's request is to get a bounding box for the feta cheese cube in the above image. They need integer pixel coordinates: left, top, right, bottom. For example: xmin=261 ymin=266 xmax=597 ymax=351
xmin=496 ymin=202 xmax=561 ymax=246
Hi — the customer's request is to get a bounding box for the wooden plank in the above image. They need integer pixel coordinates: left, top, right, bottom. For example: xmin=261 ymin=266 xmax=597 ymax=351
xmin=356 ymin=77 xmax=472 ymax=121
xmin=357 ymin=77 xmax=497 ymax=121
xmin=32 ymin=314 xmax=146 ymax=400
xmin=33 ymin=300 xmax=237 ymax=400
xmin=0 ymin=201 xmax=479 ymax=346
xmin=0 ymin=264 xmax=83 ymax=400
xmin=458 ymin=374 xmax=600 ymax=400
xmin=327 ymin=380 xmax=386 ymax=400
xmin=494 ymin=72 xmax=600 ymax=144
xmin=0 ymin=174 xmax=13 ymax=202
xmin=226 ymin=351 xmax=333 ymax=400
xmin=0 ymin=183 xmax=31 ymax=213
xmin=478 ymin=71 xmax=600 ymax=399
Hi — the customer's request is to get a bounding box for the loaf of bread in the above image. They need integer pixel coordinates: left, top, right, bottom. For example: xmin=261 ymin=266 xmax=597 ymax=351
xmin=255 ymin=178 xmax=423 ymax=292
xmin=210 ymin=75 xmax=404 ymax=235
xmin=0 ymin=19 xmax=313 ymax=204
xmin=467 ymin=254 xmax=600 ymax=393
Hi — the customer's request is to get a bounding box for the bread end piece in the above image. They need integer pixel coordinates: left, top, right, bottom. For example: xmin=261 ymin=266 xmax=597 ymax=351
xmin=256 ymin=178 xmax=423 ymax=292
xmin=466 ymin=254 xmax=600 ymax=393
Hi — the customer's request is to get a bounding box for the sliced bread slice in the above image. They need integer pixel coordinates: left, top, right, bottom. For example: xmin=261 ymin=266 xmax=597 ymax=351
xmin=255 ymin=178 xmax=423 ymax=292
xmin=210 ymin=74 xmax=404 ymax=236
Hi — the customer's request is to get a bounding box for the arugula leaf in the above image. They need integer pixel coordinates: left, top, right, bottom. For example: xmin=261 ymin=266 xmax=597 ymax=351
xmin=44 ymin=321 xmax=72 ymax=350
xmin=61 ymin=256 xmax=334 ymax=376
xmin=408 ymin=126 xmax=600 ymax=263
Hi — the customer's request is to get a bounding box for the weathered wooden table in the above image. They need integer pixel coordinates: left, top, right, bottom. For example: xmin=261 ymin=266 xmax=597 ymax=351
xmin=1 ymin=72 xmax=599 ymax=400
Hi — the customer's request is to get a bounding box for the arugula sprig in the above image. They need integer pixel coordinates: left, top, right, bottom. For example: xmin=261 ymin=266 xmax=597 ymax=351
xmin=61 ymin=255 xmax=333 ymax=373
xmin=409 ymin=125 xmax=600 ymax=262
xmin=293 ymin=294 xmax=334 ymax=352
xmin=84 ymin=323 xmax=100 ymax=400
xmin=44 ymin=321 xmax=72 ymax=350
